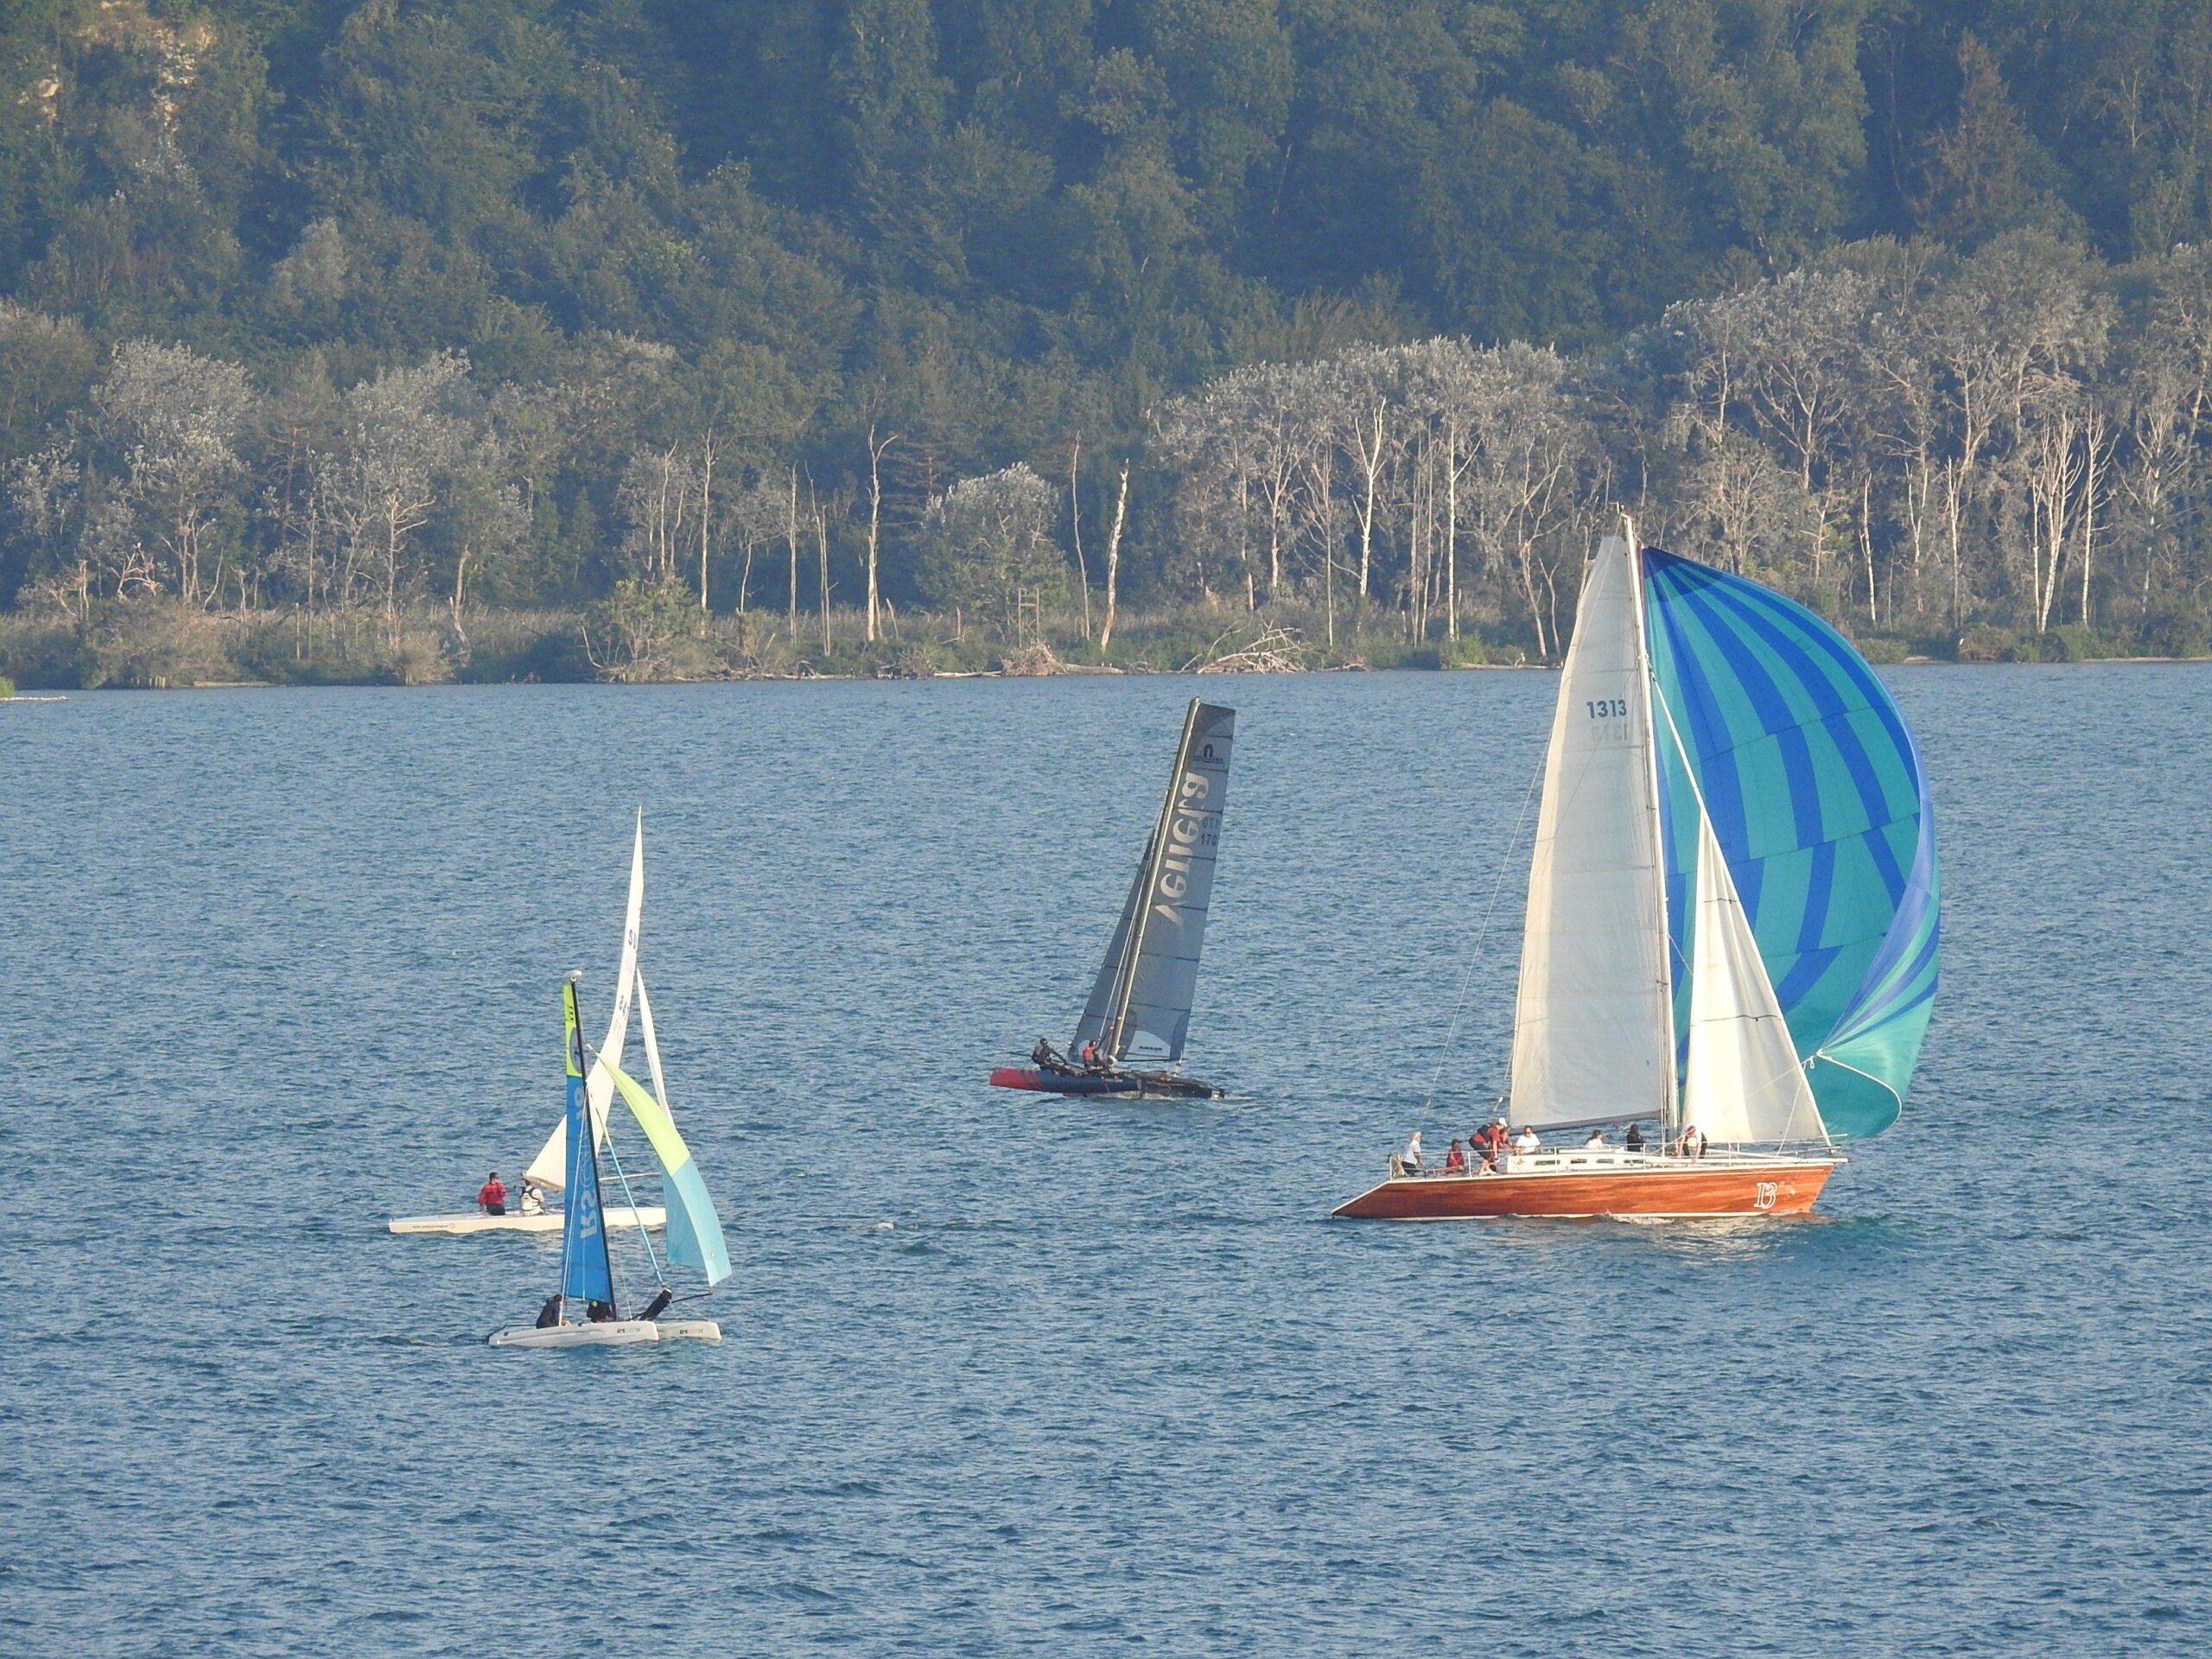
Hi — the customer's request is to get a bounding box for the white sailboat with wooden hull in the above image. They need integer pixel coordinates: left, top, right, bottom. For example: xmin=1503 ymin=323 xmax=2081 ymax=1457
xmin=991 ymin=699 xmax=1236 ymax=1101
xmin=1338 ymin=526 xmax=1938 ymax=1221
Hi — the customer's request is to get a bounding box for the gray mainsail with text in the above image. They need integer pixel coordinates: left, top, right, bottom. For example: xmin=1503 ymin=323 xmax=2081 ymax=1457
xmin=1075 ymin=701 xmax=1236 ymax=1065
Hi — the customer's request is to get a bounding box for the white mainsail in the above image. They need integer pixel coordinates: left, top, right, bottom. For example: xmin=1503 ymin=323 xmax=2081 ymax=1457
xmin=1681 ymin=801 xmax=1827 ymax=1144
xmin=1509 ymin=533 xmax=1674 ymax=1124
xmin=525 ymin=809 xmax=645 ymax=1190
xmin=636 ymin=969 xmax=670 ymax=1114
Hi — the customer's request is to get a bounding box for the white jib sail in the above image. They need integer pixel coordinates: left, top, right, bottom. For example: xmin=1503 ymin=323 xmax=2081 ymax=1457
xmin=1681 ymin=801 xmax=1827 ymax=1145
xmin=525 ymin=810 xmax=646 ymax=1189
xmin=1509 ymin=534 xmax=1674 ymax=1122
xmin=635 ymin=969 xmax=671 ymax=1114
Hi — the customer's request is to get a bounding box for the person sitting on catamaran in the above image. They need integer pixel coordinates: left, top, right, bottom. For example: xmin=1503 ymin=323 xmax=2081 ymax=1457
xmin=519 ymin=1181 xmax=546 ymax=1217
xmin=1443 ymin=1140 xmax=1467 ymax=1173
xmin=586 ymin=1300 xmax=617 ymax=1323
xmin=1033 ymin=1038 xmax=1076 ymax=1075
xmin=535 ymin=1294 xmax=563 ymax=1329
xmin=478 ymin=1173 xmax=507 ymax=1216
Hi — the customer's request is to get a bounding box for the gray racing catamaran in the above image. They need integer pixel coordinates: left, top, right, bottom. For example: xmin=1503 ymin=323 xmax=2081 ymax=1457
xmin=991 ymin=699 xmax=1235 ymax=1100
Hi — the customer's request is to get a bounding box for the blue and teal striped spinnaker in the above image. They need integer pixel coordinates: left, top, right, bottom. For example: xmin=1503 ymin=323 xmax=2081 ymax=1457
xmin=559 ymin=980 xmax=617 ymax=1306
xmin=1643 ymin=550 xmax=1939 ymax=1139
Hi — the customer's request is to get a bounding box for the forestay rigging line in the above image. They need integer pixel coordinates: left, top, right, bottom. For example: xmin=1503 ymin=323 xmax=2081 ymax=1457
xmin=1421 ymin=740 xmax=1548 ymax=1118
xmin=590 ymin=1046 xmax=672 ymax=1294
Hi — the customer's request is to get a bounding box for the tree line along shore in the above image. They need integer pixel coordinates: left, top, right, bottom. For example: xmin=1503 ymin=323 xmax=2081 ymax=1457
xmin=8 ymin=3 xmax=2212 ymax=689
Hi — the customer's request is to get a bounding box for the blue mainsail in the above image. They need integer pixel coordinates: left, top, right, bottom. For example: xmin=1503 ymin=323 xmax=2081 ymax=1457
xmin=1643 ymin=550 xmax=1939 ymax=1140
xmin=559 ymin=980 xmax=617 ymax=1306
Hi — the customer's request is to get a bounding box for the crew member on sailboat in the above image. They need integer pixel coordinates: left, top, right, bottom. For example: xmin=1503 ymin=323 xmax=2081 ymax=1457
xmin=1337 ymin=523 xmax=1937 ymax=1221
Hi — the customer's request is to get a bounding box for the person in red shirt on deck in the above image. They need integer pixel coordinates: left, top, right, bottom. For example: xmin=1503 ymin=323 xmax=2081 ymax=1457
xmin=478 ymin=1173 xmax=507 ymax=1217
xmin=1443 ymin=1139 xmax=1468 ymax=1173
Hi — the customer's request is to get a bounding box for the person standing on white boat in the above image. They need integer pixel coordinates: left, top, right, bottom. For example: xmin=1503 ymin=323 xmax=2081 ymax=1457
xmin=1678 ymin=1126 xmax=1707 ymax=1160
xmin=477 ymin=1173 xmax=507 ymax=1216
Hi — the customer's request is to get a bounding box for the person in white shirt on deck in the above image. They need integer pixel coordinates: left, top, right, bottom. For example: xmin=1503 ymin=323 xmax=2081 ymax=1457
xmin=1402 ymin=1130 xmax=1425 ymax=1173
xmin=1514 ymin=1125 xmax=1540 ymax=1155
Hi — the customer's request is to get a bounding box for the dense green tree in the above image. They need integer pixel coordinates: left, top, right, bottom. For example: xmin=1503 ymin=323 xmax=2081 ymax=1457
xmin=9 ymin=0 xmax=2212 ymax=654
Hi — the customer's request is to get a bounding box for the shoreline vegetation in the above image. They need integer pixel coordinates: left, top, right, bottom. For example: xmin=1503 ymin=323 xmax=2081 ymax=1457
xmin=11 ymin=8 xmax=2212 ymax=689
xmin=3 ymin=594 xmax=2202 ymax=692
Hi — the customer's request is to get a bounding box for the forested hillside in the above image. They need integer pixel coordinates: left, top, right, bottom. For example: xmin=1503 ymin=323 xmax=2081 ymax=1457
xmin=4 ymin=0 xmax=2212 ymax=683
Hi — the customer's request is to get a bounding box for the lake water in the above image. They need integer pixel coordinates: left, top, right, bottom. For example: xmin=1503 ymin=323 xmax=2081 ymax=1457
xmin=3 ymin=666 xmax=2208 ymax=1656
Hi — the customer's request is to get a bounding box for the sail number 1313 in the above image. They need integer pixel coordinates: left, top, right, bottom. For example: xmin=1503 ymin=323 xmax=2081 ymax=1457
xmin=1585 ymin=698 xmax=1629 ymax=719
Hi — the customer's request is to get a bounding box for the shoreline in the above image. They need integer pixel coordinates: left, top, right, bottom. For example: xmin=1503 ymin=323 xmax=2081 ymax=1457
xmin=10 ymin=655 xmax=2212 ymax=695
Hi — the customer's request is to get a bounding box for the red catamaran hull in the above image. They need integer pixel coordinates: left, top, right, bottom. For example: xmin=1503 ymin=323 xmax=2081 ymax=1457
xmin=1332 ymin=1159 xmax=1836 ymax=1220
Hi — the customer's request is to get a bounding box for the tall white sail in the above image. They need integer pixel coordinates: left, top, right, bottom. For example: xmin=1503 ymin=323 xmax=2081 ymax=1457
xmin=636 ymin=969 xmax=670 ymax=1113
xmin=526 ymin=810 xmax=645 ymax=1190
xmin=1681 ymin=802 xmax=1827 ymax=1144
xmin=1509 ymin=535 xmax=1673 ymax=1123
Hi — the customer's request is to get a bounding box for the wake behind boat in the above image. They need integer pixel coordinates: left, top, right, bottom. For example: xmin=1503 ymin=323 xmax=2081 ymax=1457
xmin=1336 ymin=524 xmax=1936 ymax=1222
xmin=990 ymin=699 xmax=1235 ymax=1102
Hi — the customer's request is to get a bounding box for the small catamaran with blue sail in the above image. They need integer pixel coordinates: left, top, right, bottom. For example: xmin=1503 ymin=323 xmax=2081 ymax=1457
xmin=488 ymin=970 xmax=729 ymax=1346
xmin=1337 ymin=526 xmax=1937 ymax=1219
xmin=991 ymin=699 xmax=1235 ymax=1100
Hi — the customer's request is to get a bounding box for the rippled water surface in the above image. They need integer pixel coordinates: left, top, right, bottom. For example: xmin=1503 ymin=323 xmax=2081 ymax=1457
xmin=4 ymin=666 xmax=2209 ymax=1656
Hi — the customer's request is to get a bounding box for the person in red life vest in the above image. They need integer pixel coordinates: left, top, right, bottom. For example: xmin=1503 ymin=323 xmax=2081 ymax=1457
xmin=1469 ymin=1119 xmax=1506 ymax=1170
xmin=478 ymin=1172 xmax=507 ymax=1216
xmin=1443 ymin=1139 xmax=1468 ymax=1173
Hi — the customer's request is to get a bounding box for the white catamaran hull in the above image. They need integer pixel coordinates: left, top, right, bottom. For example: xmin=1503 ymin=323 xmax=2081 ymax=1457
xmin=389 ymin=1206 xmax=665 ymax=1236
xmin=486 ymin=1318 xmax=721 ymax=1348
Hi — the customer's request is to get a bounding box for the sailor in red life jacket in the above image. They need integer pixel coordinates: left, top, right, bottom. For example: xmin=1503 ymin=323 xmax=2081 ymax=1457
xmin=478 ymin=1173 xmax=507 ymax=1216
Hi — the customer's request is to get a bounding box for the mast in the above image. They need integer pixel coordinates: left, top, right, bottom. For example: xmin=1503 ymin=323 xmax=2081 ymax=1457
xmin=1105 ymin=699 xmax=1203 ymax=1062
xmin=558 ymin=974 xmax=619 ymax=1319
xmin=527 ymin=810 xmax=646 ymax=1191
xmin=1624 ymin=517 xmax=1680 ymax=1138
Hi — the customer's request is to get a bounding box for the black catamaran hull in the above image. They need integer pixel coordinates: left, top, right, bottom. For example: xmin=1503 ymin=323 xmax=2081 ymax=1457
xmin=988 ymin=1066 xmax=1222 ymax=1100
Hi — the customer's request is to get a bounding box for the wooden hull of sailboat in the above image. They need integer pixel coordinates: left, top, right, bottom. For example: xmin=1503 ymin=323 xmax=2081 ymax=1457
xmin=486 ymin=1318 xmax=721 ymax=1348
xmin=988 ymin=1066 xmax=1222 ymax=1100
xmin=1332 ymin=1154 xmax=1838 ymax=1220
xmin=388 ymin=1205 xmax=666 ymax=1236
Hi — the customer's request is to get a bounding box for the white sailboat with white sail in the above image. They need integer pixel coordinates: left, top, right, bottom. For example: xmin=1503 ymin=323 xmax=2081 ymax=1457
xmin=389 ymin=812 xmax=668 ymax=1236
